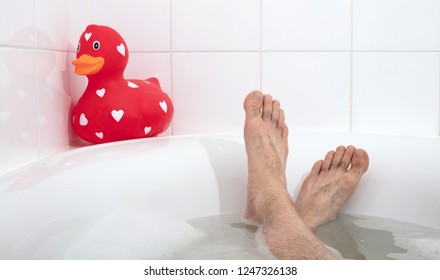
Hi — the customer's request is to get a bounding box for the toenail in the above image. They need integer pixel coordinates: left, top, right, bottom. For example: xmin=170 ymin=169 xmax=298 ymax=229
xmin=355 ymin=150 xmax=365 ymax=157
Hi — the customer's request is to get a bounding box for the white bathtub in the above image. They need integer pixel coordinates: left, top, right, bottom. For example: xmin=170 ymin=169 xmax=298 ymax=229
xmin=0 ymin=133 xmax=439 ymax=259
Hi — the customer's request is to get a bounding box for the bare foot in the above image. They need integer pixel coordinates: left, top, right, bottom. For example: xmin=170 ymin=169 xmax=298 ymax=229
xmin=243 ymin=91 xmax=336 ymax=259
xmin=243 ymin=91 xmax=289 ymax=224
xmin=295 ymin=146 xmax=369 ymax=231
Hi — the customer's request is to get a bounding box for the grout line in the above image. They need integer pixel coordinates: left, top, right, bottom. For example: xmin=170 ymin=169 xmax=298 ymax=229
xmin=130 ymin=49 xmax=440 ymax=54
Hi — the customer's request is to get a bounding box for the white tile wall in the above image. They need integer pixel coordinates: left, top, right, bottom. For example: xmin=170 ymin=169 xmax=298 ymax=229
xmin=67 ymin=0 xmax=90 ymax=51
xmin=0 ymin=1 xmax=72 ymax=175
xmin=0 ymin=0 xmax=35 ymax=48
xmin=352 ymin=53 xmax=440 ymax=137
xmin=353 ymin=0 xmax=440 ymax=51
xmin=172 ymin=53 xmax=260 ymax=134
xmin=172 ymin=0 xmax=260 ymax=51
xmin=1 ymin=0 xmax=440 ymax=175
xmin=262 ymin=0 xmax=351 ymax=50
xmin=37 ymin=51 xmax=72 ymax=156
xmin=0 ymin=48 xmax=39 ymax=173
xmin=88 ymin=0 xmax=170 ymax=52
xmin=35 ymin=0 xmax=68 ymax=51
xmin=262 ymin=52 xmax=351 ymax=132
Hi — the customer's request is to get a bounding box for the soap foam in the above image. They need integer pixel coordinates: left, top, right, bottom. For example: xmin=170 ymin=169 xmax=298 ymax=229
xmin=354 ymin=216 xmax=440 ymax=260
xmin=67 ymin=209 xmax=202 ymax=259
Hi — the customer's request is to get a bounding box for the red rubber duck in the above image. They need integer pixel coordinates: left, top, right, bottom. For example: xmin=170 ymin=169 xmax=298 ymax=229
xmin=71 ymin=24 xmax=174 ymax=144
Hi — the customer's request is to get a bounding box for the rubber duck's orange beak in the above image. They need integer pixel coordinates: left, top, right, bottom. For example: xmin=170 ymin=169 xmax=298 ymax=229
xmin=72 ymin=54 xmax=105 ymax=75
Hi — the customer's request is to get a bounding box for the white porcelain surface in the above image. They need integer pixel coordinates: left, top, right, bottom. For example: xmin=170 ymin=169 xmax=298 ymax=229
xmin=88 ymin=0 xmax=171 ymax=52
xmin=0 ymin=48 xmax=39 ymax=175
xmin=262 ymin=0 xmax=351 ymax=50
xmin=1 ymin=0 xmax=440 ymax=179
xmin=0 ymin=0 xmax=35 ymax=48
xmin=37 ymin=51 xmax=72 ymax=157
xmin=125 ymin=53 xmax=172 ymax=95
xmin=262 ymin=52 xmax=351 ymax=132
xmin=67 ymin=53 xmax=88 ymax=107
xmin=352 ymin=53 xmax=440 ymax=137
xmin=353 ymin=0 xmax=440 ymax=51
xmin=288 ymin=133 xmax=440 ymax=230
xmin=172 ymin=0 xmax=260 ymax=51
xmin=67 ymin=0 xmax=91 ymax=52
xmin=0 ymin=133 xmax=439 ymax=259
xmin=35 ymin=0 xmax=68 ymax=51
xmin=172 ymin=53 xmax=260 ymax=135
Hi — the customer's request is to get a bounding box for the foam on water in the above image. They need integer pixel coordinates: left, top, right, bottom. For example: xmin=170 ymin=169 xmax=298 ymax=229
xmin=67 ymin=209 xmax=203 ymax=259
xmin=160 ymin=214 xmax=273 ymax=259
xmin=64 ymin=213 xmax=440 ymax=259
xmin=163 ymin=214 xmax=440 ymax=260
xmin=353 ymin=215 xmax=440 ymax=260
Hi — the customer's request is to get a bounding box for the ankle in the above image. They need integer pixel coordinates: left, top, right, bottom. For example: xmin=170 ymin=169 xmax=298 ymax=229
xmin=256 ymin=186 xmax=292 ymax=223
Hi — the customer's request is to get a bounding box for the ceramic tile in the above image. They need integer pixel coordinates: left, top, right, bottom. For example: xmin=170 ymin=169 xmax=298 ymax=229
xmin=172 ymin=0 xmax=260 ymax=51
xmin=172 ymin=53 xmax=260 ymax=135
xmin=0 ymin=0 xmax=35 ymax=48
xmin=67 ymin=0 xmax=91 ymax=52
xmin=0 ymin=48 xmax=39 ymax=175
xmin=262 ymin=52 xmax=351 ymax=132
xmin=35 ymin=0 xmax=68 ymax=51
xmin=262 ymin=0 xmax=351 ymax=50
xmin=352 ymin=53 xmax=440 ymax=136
xmin=125 ymin=53 xmax=171 ymax=95
xmin=37 ymin=51 xmax=72 ymax=156
xmin=353 ymin=0 xmax=440 ymax=51
xmin=68 ymin=52 xmax=88 ymax=105
xmin=88 ymin=0 xmax=170 ymax=52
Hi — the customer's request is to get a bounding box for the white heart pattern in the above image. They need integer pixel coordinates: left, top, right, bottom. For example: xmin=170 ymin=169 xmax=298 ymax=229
xmin=116 ymin=43 xmax=125 ymax=56
xmin=96 ymin=88 xmax=106 ymax=98
xmin=127 ymin=81 xmax=139 ymax=88
xmin=159 ymin=101 xmax=167 ymax=113
xmin=144 ymin=126 xmax=152 ymax=135
xmin=85 ymin=32 xmax=92 ymax=41
xmin=95 ymin=132 xmax=104 ymax=139
xmin=79 ymin=113 xmax=88 ymax=126
xmin=111 ymin=110 xmax=124 ymax=122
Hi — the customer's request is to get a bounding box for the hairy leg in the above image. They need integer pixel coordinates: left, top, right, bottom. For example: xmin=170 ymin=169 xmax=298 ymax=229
xmin=243 ymin=91 xmax=335 ymax=259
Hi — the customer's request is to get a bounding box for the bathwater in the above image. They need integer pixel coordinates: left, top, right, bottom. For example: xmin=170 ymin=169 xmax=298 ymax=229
xmin=160 ymin=214 xmax=440 ymax=260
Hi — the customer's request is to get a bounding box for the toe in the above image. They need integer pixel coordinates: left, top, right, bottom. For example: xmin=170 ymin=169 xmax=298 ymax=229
xmin=310 ymin=159 xmax=324 ymax=176
xmin=331 ymin=146 xmax=346 ymax=169
xmin=349 ymin=149 xmax=369 ymax=176
xmin=281 ymin=124 xmax=289 ymax=139
xmin=278 ymin=108 xmax=286 ymax=129
xmin=262 ymin=94 xmax=273 ymax=122
xmin=322 ymin=150 xmax=335 ymax=171
xmin=244 ymin=90 xmax=264 ymax=120
xmin=271 ymin=99 xmax=281 ymax=123
xmin=340 ymin=145 xmax=355 ymax=171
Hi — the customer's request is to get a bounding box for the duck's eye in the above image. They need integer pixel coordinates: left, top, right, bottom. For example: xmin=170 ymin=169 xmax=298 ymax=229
xmin=77 ymin=42 xmax=80 ymax=52
xmin=93 ymin=41 xmax=100 ymax=50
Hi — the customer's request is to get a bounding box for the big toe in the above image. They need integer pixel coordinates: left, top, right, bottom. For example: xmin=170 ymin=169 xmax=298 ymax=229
xmin=244 ymin=90 xmax=264 ymax=119
xmin=349 ymin=149 xmax=369 ymax=176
